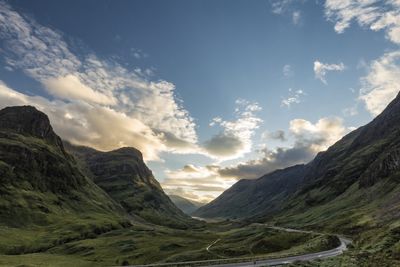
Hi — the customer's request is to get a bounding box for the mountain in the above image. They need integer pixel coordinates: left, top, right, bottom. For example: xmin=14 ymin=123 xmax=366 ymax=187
xmin=64 ymin=143 xmax=194 ymax=229
xmin=169 ymin=195 xmax=205 ymax=215
xmin=194 ymin=93 xmax=400 ymax=262
xmin=0 ymin=106 xmax=129 ymax=254
xmin=194 ymin=164 xmax=306 ymax=219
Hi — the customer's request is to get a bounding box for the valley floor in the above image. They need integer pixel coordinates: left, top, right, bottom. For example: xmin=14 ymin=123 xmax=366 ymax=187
xmin=0 ymin=221 xmax=340 ymax=267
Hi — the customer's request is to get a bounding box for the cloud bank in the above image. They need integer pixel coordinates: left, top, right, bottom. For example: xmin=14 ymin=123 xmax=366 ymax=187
xmin=219 ymin=117 xmax=348 ymax=179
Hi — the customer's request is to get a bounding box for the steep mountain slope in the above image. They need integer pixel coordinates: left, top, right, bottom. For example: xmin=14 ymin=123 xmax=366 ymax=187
xmin=194 ymin=164 xmax=306 ymax=218
xmin=196 ymin=93 xmax=400 ymax=224
xmin=269 ymin=92 xmax=400 ymax=233
xmin=169 ymin=195 xmax=205 ymax=215
xmin=194 ymin=93 xmax=400 ymax=264
xmin=0 ymin=106 xmax=129 ymax=253
xmin=65 ymin=143 xmax=194 ymax=229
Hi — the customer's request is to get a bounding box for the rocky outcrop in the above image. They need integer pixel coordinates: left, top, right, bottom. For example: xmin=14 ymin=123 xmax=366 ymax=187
xmin=0 ymin=106 xmax=64 ymax=149
xmin=0 ymin=105 xmax=126 ymax=229
xmin=360 ymin=148 xmax=400 ymax=187
xmin=0 ymin=106 xmax=84 ymax=192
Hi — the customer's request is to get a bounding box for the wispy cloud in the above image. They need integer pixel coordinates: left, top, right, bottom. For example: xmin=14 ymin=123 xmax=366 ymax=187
xmin=324 ymin=0 xmax=400 ymax=44
xmin=281 ymin=88 xmax=305 ymax=107
xmin=0 ymin=1 xmax=197 ymax=160
xmin=270 ymin=0 xmax=294 ymax=14
xmin=292 ymin=10 xmax=302 ymax=25
xmin=314 ymin=60 xmax=346 ymax=84
xmin=283 ymin=64 xmax=294 ymax=77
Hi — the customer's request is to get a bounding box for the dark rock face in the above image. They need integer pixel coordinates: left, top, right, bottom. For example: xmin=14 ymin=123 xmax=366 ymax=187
xmin=0 ymin=106 xmax=63 ymax=149
xmin=86 ymin=147 xmax=158 ymax=188
xmin=0 ymin=106 xmax=84 ymax=192
xmin=0 ymin=105 xmax=125 ymax=230
xmin=359 ymin=149 xmax=400 ymax=187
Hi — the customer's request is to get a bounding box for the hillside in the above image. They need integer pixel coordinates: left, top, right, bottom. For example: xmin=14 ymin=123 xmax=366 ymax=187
xmin=65 ymin=143 xmax=194 ymax=229
xmin=194 ymin=93 xmax=400 ymax=264
xmin=0 ymin=106 xmax=129 ymax=254
xmin=169 ymin=195 xmax=205 ymax=215
xmin=194 ymin=164 xmax=306 ymax=219
xmin=196 ymin=93 xmax=400 ymax=222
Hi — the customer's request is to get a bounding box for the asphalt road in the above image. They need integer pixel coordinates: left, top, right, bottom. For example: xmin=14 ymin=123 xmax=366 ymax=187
xmin=204 ymin=236 xmax=351 ymax=267
xmin=125 ymin=226 xmax=351 ymax=267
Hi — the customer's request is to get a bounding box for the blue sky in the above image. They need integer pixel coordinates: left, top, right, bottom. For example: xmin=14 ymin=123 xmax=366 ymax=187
xmin=1 ymin=0 xmax=400 ymax=202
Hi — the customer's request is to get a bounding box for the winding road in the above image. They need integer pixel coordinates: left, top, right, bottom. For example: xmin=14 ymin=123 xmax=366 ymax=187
xmin=125 ymin=226 xmax=351 ymax=267
xmin=205 ymin=236 xmax=351 ymax=267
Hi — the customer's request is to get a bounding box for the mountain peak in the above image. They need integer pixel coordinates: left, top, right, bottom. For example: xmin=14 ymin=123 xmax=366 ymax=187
xmin=0 ymin=106 xmax=62 ymax=147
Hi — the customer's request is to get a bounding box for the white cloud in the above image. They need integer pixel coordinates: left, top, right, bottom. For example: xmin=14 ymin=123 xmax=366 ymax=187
xmin=324 ymin=0 xmax=400 ymax=44
xmin=204 ymin=99 xmax=263 ymax=160
xmin=321 ymin=1 xmax=400 ymax=116
xmin=283 ymin=64 xmax=294 ymax=77
xmin=165 ymin=116 xmax=350 ymax=201
xmin=162 ymin=165 xmax=237 ymax=203
xmin=0 ymin=2 xmax=198 ymax=159
xmin=281 ymin=88 xmax=305 ymax=107
xmin=359 ymin=51 xmax=400 ymax=116
xmin=219 ymin=117 xmax=349 ymax=179
xmin=0 ymin=81 xmax=166 ymax=160
xmin=289 ymin=117 xmax=347 ymax=152
xmin=162 ymin=116 xmax=347 ymax=200
xmin=314 ymin=60 xmax=346 ymax=84
xmin=271 ymin=0 xmax=294 ymax=14
xmin=43 ymin=74 xmax=117 ymax=105
xmin=292 ymin=10 xmax=302 ymax=25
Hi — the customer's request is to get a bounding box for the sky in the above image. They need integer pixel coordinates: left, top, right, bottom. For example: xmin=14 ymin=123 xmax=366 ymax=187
xmin=1 ymin=0 xmax=400 ymax=203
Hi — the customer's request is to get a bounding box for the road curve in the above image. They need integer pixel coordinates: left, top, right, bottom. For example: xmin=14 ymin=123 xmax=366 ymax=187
xmin=124 ymin=227 xmax=351 ymax=267
xmin=204 ymin=236 xmax=351 ymax=267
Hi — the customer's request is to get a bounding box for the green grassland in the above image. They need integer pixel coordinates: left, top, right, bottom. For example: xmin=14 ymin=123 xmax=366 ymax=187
xmin=0 ymin=222 xmax=340 ymax=267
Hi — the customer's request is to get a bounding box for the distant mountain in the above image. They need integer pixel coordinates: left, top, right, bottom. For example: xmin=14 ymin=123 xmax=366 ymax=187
xmin=195 ymin=93 xmax=400 ymax=256
xmin=65 ymin=143 xmax=194 ymax=229
xmin=194 ymin=164 xmax=306 ymax=219
xmin=0 ymin=106 xmax=129 ymax=253
xmin=169 ymin=195 xmax=205 ymax=215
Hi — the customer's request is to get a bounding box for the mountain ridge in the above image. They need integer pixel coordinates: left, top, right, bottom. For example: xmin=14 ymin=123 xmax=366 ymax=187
xmin=169 ymin=194 xmax=205 ymax=215
xmin=195 ymin=92 xmax=400 ymax=226
xmin=64 ymin=142 xmax=195 ymax=229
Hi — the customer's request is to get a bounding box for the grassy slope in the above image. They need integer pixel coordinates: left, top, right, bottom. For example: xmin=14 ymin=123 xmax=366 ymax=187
xmin=194 ymin=165 xmax=306 ymax=219
xmin=0 ymin=130 xmax=130 ymax=255
xmin=196 ymin=94 xmax=400 ymax=265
